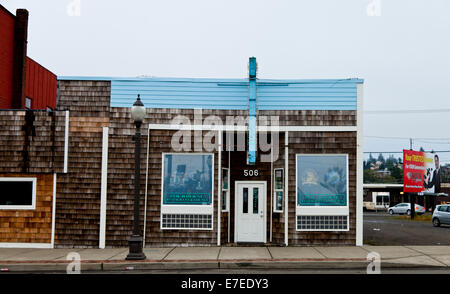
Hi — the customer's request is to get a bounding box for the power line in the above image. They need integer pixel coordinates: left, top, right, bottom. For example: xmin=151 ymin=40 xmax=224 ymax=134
xmin=364 ymin=150 xmax=450 ymax=154
xmin=365 ymin=109 xmax=450 ymax=114
xmin=414 ymin=140 xmax=450 ymax=145
xmin=365 ymin=136 xmax=450 ymax=140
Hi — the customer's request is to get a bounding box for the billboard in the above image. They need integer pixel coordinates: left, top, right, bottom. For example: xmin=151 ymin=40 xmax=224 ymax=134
xmin=403 ymin=150 xmax=441 ymax=193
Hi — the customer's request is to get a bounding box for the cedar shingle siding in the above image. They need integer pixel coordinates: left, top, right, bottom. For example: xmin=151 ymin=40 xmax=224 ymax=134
xmin=0 ymin=173 xmax=53 ymax=243
xmin=0 ymin=79 xmax=359 ymax=247
xmin=0 ymin=110 xmax=65 ymax=173
xmin=55 ymin=81 xmax=110 ymax=247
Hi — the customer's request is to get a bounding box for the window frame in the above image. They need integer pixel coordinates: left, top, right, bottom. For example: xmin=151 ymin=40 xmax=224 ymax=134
xmin=273 ymin=168 xmax=284 ymax=213
xmin=221 ymin=167 xmax=230 ymax=212
xmin=160 ymin=153 xmax=214 ymax=230
xmin=295 ymin=154 xmax=349 ymax=231
xmin=0 ymin=177 xmax=37 ymax=210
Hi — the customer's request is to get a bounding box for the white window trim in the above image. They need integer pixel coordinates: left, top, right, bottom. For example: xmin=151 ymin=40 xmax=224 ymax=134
xmin=160 ymin=152 xmax=214 ymax=230
xmin=0 ymin=177 xmax=37 ymax=210
xmin=295 ymin=154 xmax=349 ymax=231
xmin=221 ymin=168 xmax=230 ymax=212
xmin=273 ymin=168 xmax=284 ymax=213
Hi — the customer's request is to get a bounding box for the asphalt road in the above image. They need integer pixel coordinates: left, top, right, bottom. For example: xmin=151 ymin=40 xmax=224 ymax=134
xmin=364 ymin=212 xmax=450 ymax=245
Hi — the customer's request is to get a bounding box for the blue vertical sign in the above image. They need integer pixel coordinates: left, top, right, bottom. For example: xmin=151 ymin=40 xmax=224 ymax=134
xmin=248 ymin=57 xmax=257 ymax=164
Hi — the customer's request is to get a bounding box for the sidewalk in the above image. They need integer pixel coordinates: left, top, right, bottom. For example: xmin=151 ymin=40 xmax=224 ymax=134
xmin=1 ymin=246 xmax=450 ymax=272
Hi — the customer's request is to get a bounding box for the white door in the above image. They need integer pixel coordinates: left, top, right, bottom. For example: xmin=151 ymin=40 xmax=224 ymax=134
xmin=235 ymin=181 xmax=266 ymax=243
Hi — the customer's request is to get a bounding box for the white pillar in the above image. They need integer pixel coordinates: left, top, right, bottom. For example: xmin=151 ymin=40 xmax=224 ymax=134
xmin=284 ymin=131 xmax=289 ymax=246
xmin=143 ymin=127 xmax=150 ymax=247
xmin=63 ymin=111 xmax=70 ymax=173
xmin=50 ymin=173 xmax=57 ymax=248
xmin=217 ymin=130 xmax=222 ymax=246
xmin=356 ymin=83 xmax=364 ymax=246
xmin=99 ymin=127 xmax=109 ymax=249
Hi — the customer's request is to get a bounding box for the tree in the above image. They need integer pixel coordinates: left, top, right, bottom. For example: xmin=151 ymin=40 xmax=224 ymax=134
xmin=390 ymin=166 xmax=403 ymax=183
xmin=363 ymin=169 xmax=398 ymax=184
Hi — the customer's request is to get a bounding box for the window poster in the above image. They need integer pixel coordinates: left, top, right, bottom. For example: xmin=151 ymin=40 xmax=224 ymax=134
xmin=297 ymin=155 xmax=347 ymax=206
xmin=163 ymin=154 xmax=213 ymax=205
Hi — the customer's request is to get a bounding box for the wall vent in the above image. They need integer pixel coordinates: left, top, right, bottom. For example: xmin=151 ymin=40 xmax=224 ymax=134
xmin=297 ymin=215 xmax=348 ymax=231
xmin=161 ymin=214 xmax=212 ymax=230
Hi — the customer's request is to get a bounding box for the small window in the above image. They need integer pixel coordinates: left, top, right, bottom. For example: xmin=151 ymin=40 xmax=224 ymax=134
xmin=273 ymin=168 xmax=284 ymax=213
xmin=25 ymin=97 xmax=32 ymax=109
xmin=0 ymin=178 xmax=36 ymax=210
xmin=222 ymin=191 xmax=228 ymax=211
xmin=221 ymin=168 xmax=230 ymax=212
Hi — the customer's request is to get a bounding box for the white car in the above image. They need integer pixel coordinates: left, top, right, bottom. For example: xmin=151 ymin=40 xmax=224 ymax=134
xmin=388 ymin=203 xmax=425 ymax=215
xmin=432 ymin=205 xmax=450 ymax=227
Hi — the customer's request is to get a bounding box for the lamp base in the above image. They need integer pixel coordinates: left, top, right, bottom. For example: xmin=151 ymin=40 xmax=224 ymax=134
xmin=126 ymin=234 xmax=146 ymax=260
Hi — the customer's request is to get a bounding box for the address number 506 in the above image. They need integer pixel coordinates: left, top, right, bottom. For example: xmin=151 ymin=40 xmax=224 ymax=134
xmin=244 ymin=170 xmax=259 ymax=177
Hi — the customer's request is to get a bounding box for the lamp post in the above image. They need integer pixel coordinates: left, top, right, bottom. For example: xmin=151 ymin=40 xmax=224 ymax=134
xmin=126 ymin=94 xmax=147 ymax=260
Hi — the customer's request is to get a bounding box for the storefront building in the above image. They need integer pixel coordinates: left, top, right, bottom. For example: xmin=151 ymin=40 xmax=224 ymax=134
xmin=0 ymin=58 xmax=364 ymax=248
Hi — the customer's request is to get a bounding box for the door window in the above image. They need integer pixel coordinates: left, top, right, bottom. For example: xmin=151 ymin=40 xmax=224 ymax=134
xmin=243 ymin=188 xmax=248 ymax=214
xmin=253 ymin=187 xmax=259 ymax=214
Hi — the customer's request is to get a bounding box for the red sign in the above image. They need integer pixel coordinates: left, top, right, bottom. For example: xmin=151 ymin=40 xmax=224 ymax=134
xmin=403 ymin=150 xmax=425 ymax=193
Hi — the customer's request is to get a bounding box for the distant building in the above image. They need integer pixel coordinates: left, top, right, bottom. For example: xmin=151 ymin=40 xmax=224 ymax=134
xmin=375 ymin=168 xmax=391 ymax=177
xmin=0 ymin=5 xmax=56 ymax=110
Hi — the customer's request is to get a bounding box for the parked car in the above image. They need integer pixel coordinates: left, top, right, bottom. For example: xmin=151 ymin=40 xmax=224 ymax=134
xmin=388 ymin=203 xmax=425 ymax=215
xmin=432 ymin=205 xmax=450 ymax=227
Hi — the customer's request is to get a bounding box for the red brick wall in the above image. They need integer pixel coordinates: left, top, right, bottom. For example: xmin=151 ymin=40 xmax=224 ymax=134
xmin=0 ymin=6 xmax=15 ymax=109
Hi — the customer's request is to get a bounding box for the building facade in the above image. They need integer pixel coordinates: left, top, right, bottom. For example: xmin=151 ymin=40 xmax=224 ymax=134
xmin=0 ymin=58 xmax=364 ymax=248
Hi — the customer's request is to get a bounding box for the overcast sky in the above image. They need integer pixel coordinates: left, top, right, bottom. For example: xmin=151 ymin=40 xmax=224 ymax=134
xmin=3 ymin=0 xmax=450 ymax=162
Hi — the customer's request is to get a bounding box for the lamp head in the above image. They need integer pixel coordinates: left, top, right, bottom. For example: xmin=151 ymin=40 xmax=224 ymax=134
xmin=131 ymin=94 xmax=146 ymax=123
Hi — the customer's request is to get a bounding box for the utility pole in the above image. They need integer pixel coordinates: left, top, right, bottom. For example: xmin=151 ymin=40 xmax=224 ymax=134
xmin=410 ymin=138 xmax=413 ymax=150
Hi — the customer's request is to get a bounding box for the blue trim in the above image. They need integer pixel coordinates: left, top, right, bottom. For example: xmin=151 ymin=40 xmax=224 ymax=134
xmin=58 ymin=75 xmax=363 ymax=111
xmin=58 ymin=76 xmax=364 ymax=84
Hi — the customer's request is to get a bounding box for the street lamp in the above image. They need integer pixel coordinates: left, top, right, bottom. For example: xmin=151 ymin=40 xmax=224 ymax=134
xmin=126 ymin=94 xmax=147 ymax=260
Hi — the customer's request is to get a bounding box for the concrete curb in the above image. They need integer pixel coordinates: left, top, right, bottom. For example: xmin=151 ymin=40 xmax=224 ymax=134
xmin=0 ymin=259 xmax=446 ymax=272
xmin=0 ymin=263 xmax=102 ymax=272
xmin=103 ymin=261 xmax=219 ymax=271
